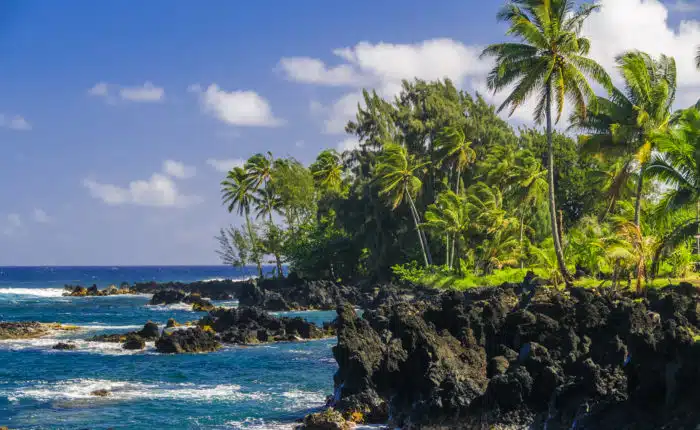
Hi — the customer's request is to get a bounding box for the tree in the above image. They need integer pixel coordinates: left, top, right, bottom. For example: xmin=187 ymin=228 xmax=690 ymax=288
xmin=647 ymin=107 xmax=700 ymax=258
xmin=615 ymin=51 xmax=677 ymax=226
xmin=374 ymin=143 xmax=433 ymax=266
xmin=245 ymin=152 xmax=274 ymax=190
xmin=424 ymin=191 xmax=470 ymax=271
xmin=253 ymin=185 xmax=283 ymax=223
xmin=310 ymin=150 xmax=344 ymax=194
xmin=271 ymin=158 xmax=317 ymax=230
xmin=614 ymin=219 xmax=656 ymax=294
xmin=481 ymin=0 xmax=613 ymax=284
xmin=216 ymin=225 xmax=263 ymax=276
xmin=221 ymin=166 xmax=262 ymax=277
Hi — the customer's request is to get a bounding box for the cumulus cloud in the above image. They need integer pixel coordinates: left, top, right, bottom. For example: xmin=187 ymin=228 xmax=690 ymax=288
xmin=0 ymin=114 xmax=31 ymax=131
xmin=83 ymin=161 xmax=201 ymax=208
xmin=283 ymin=2 xmax=700 ymax=131
xmin=192 ymin=84 xmax=283 ymax=127
xmin=33 ymin=209 xmax=51 ymax=223
xmin=206 ymin=158 xmax=245 ymax=173
xmin=88 ymin=82 xmax=165 ymax=103
xmin=162 ymin=160 xmax=196 ymax=179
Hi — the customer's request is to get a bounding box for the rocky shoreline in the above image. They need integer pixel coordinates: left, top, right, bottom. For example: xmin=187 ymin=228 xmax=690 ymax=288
xmin=309 ymin=278 xmax=700 ymax=429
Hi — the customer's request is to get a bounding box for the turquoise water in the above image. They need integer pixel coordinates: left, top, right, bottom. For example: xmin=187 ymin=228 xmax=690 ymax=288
xmin=0 ymin=267 xmax=338 ymax=429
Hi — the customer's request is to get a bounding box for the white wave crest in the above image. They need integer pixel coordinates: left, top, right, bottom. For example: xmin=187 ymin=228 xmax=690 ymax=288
xmin=145 ymin=303 xmax=194 ymax=312
xmin=3 ymin=379 xmax=266 ymax=403
xmin=0 ymin=288 xmax=65 ymax=298
xmin=75 ymin=324 xmax=144 ymax=331
xmin=278 ymin=389 xmax=327 ymax=411
xmin=0 ymin=337 xmax=157 ymax=356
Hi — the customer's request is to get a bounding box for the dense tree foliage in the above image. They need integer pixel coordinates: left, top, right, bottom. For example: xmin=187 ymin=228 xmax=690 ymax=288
xmin=216 ymin=0 xmax=700 ymax=289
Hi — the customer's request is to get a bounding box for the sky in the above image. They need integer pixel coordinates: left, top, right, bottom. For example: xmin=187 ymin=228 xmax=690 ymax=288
xmin=0 ymin=0 xmax=698 ymax=266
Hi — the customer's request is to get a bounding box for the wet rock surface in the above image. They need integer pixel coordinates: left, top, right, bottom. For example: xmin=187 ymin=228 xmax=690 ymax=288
xmin=202 ymin=306 xmax=334 ymax=344
xmin=155 ymin=327 xmax=220 ymax=354
xmin=0 ymin=322 xmax=77 ymax=340
xmin=149 ymin=290 xmax=215 ymax=312
xmin=63 ymin=284 xmax=135 ymax=296
xmin=325 ymin=282 xmax=700 ymax=429
xmin=88 ymin=322 xmax=161 ymax=346
xmin=52 ymin=342 xmax=77 ymax=350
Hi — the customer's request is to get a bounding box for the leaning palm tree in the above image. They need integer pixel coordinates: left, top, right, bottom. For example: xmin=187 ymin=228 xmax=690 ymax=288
xmin=221 ymin=167 xmax=262 ymax=277
xmin=253 ymin=185 xmax=283 ymax=224
xmin=245 ymin=152 xmax=274 ymax=191
xmin=310 ymin=150 xmax=344 ymax=193
xmin=481 ymin=0 xmax=613 ymax=284
xmin=374 ymin=143 xmax=433 ymax=266
xmin=435 ymin=126 xmax=476 ymax=194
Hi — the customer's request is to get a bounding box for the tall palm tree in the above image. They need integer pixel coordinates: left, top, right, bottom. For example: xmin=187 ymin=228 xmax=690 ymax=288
xmin=253 ymin=185 xmax=283 ymax=224
xmin=221 ymin=167 xmax=262 ymax=277
xmin=435 ymin=126 xmax=476 ymax=266
xmin=617 ymin=51 xmax=676 ymax=226
xmin=310 ymin=150 xmax=344 ymax=193
xmin=374 ymin=143 xmax=433 ymax=266
xmin=647 ymin=107 xmax=700 ymax=257
xmin=481 ymin=0 xmax=613 ymax=284
xmin=245 ymin=152 xmax=274 ymax=191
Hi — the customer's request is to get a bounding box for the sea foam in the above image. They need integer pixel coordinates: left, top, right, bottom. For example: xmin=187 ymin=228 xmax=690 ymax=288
xmin=0 ymin=288 xmax=65 ymax=298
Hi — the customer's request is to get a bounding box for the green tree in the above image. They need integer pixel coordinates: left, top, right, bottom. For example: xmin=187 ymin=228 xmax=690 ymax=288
xmin=253 ymin=185 xmax=283 ymax=223
xmin=424 ymin=190 xmax=470 ymax=271
xmin=310 ymin=150 xmax=344 ymax=194
xmin=374 ymin=143 xmax=432 ymax=266
xmin=271 ymin=158 xmax=317 ymax=230
xmin=647 ymin=107 xmax=700 ymax=258
xmin=216 ymin=225 xmax=263 ymax=277
xmin=481 ymin=0 xmax=612 ymax=284
xmin=245 ymin=152 xmax=274 ymax=190
xmin=220 ymin=166 xmax=262 ymax=277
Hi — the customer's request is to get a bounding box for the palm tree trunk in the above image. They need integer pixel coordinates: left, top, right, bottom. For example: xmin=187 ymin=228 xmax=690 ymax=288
xmin=245 ymin=213 xmax=262 ymax=278
xmin=406 ymin=187 xmax=430 ymax=267
xmin=545 ymin=84 xmax=572 ymax=284
xmin=520 ymin=209 xmax=525 ymax=270
xmin=634 ymin=165 xmax=645 ymax=227
xmin=696 ymin=200 xmax=699 ymax=258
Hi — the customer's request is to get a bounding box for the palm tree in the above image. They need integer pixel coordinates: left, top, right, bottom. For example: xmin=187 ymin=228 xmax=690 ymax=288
xmin=614 ymin=220 xmax=656 ymax=294
xmin=434 ymin=126 xmax=476 ymax=266
xmin=374 ymin=143 xmax=433 ymax=266
xmin=616 ymin=51 xmax=677 ymax=226
xmin=221 ymin=167 xmax=262 ymax=277
xmin=481 ymin=0 xmax=613 ymax=284
xmin=647 ymin=107 xmax=700 ymax=258
xmin=245 ymin=152 xmax=274 ymax=190
xmin=310 ymin=150 xmax=344 ymax=193
xmin=253 ymin=186 xmax=283 ymax=224
xmin=508 ymin=150 xmax=548 ymax=268
xmin=424 ymin=190 xmax=470 ymax=271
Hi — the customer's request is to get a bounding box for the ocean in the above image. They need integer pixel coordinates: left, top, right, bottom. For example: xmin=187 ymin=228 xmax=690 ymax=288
xmin=0 ymin=266 xmax=338 ymax=429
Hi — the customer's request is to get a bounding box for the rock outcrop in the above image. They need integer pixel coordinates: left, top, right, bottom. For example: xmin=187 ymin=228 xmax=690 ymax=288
xmin=325 ymin=283 xmax=700 ymax=429
xmin=201 ymin=306 xmax=334 ymax=344
xmin=0 ymin=322 xmax=78 ymax=340
xmin=155 ymin=327 xmax=220 ymax=354
xmin=88 ymin=322 xmax=160 ymax=345
xmin=52 ymin=342 xmax=77 ymax=350
xmin=63 ymin=284 xmax=134 ymax=296
xmin=149 ymin=290 xmax=215 ymax=312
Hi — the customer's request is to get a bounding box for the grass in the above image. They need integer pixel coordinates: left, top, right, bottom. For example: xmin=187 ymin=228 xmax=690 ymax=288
xmin=413 ymin=268 xmax=700 ymax=292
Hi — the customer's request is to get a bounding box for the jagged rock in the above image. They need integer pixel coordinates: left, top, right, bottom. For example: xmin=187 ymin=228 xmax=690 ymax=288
xmin=299 ymin=408 xmax=354 ymax=430
xmin=155 ymin=327 xmax=220 ymax=354
xmin=122 ymin=335 xmax=145 ymax=350
xmin=137 ymin=321 xmax=160 ymax=340
xmin=206 ymin=306 xmax=333 ymax=345
xmin=323 ymin=283 xmax=700 ymax=429
xmin=63 ymin=284 xmax=134 ymax=296
xmin=88 ymin=322 xmax=159 ymax=343
xmin=166 ymin=318 xmax=180 ymax=328
xmin=0 ymin=322 xmax=78 ymax=340
xmin=149 ymin=289 xmax=187 ymax=305
xmin=52 ymin=342 xmax=77 ymax=350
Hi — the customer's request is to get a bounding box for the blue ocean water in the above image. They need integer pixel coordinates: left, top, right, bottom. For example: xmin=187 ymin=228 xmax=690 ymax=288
xmin=0 ymin=266 xmax=338 ymax=429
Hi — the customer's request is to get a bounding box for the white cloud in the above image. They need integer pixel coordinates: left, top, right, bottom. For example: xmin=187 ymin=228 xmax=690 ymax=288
xmin=206 ymin=158 xmax=245 ymax=173
xmin=119 ymin=82 xmax=165 ymax=102
xmin=33 ymin=209 xmax=51 ymax=223
xmin=0 ymin=114 xmax=31 ymax=131
xmin=163 ymin=160 xmax=196 ymax=179
xmin=337 ymin=137 xmax=361 ymax=152
xmin=2 ymin=213 xmax=21 ymax=236
xmin=284 ymin=3 xmax=700 ymax=131
xmin=88 ymin=81 xmax=165 ymax=103
xmin=193 ymin=84 xmax=283 ymax=127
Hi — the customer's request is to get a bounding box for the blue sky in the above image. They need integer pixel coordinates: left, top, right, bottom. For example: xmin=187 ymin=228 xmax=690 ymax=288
xmin=0 ymin=0 xmax=698 ymax=265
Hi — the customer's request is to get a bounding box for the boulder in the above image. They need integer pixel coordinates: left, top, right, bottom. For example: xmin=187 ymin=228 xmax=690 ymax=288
xmin=52 ymin=342 xmax=77 ymax=350
xmin=155 ymin=327 xmax=220 ymax=354
xmin=166 ymin=318 xmax=180 ymax=328
xmin=149 ymin=289 xmax=187 ymax=305
xmin=122 ymin=335 xmax=146 ymax=350
xmin=137 ymin=322 xmax=160 ymax=340
xmin=299 ymin=408 xmax=354 ymax=430
xmin=90 ymin=389 xmax=111 ymax=397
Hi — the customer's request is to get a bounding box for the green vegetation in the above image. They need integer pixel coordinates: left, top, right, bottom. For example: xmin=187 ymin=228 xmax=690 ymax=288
xmin=216 ymin=0 xmax=700 ymax=292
